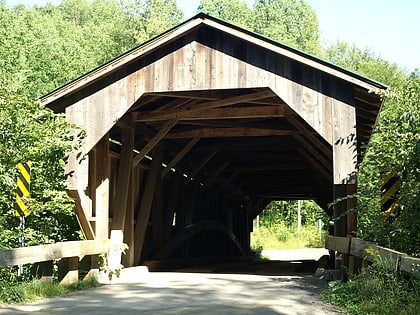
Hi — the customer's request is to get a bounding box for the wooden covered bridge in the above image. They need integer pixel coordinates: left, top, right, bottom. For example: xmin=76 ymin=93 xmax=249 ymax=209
xmin=40 ymin=14 xmax=386 ymax=268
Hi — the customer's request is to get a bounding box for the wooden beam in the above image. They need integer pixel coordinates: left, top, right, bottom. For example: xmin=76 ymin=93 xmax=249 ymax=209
xmin=226 ymin=162 xmax=304 ymax=172
xmin=67 ymin=190 xmax=95 ymax=240
xmin=215 ymin=170 xmax=240 ymax=194
xmin=133 ymin=105 xmax=286 ymax=122
xmin=287 ymin=116 xmax=333 ymax=152
xmin=132 ymin=90 xmax=274 ymax=121
xmin=111 ymin=127 xmax=134 ymax=230
xmin=203 ymin=161 xmax=231 ymax=189
xmin=0 ymin=240 xmax=109 ymax=267
xmin=190 ymin=150 xmax=218 ymax=178
xmin=145 ymin=92 xmax=219 ymax=101
xmin=325 ymin=236 xmax=351 ymax=253
xmin=134 ymin=146 xmax=163 ymax=263
xmin=94 ymin=135 xmax=110 ymax=239
xmin=161 ymin=136 xmax=201 ymax=178
xmin=166 ymin=127 xmax=293 ymax=139
xmin=152 ymin=172 xmax=164 ymax=249
xmin=293 ymin=133 xmax=331 ymax=172
xmin=297 ymin=147 xmax=332 ymax=180
xmin=132 ymin=119 xmax=177 ymax=167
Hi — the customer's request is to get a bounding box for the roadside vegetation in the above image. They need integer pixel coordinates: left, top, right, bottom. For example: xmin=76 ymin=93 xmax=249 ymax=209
xmin=251 ymin=200 xmax=328 ymax=250
xmin=0 ymin=274 xmax=100 ymax=304
xmin=0 ymin=0 xmax=419 ymax=312
xmin=322 ymin=259 xmax=420 ymax=315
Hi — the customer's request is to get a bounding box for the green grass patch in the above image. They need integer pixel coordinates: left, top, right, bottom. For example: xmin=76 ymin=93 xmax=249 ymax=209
xmin=322 ymin=262 xmax=420 ymax=315
xmin=0 ymin=277 xmax=101 ymax=304
xmin=251 ymin=224 xmax=326 ymax=250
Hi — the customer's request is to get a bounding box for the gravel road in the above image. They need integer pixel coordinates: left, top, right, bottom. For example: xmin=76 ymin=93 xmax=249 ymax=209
xmin=0 ymin=266 xmax=342 ymax=315
xmin=0 ymin=249 xmax=341 ymax=315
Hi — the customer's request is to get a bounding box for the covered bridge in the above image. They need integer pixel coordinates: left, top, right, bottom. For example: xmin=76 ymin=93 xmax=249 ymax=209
xmin=40 ymin=13 xmax=386 ymax=267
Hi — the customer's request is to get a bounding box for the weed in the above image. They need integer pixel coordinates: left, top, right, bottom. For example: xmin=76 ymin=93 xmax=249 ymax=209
xmin=322 ymin=261 xmax=420 ymax=315
xmin=0 ymin=278 xmax=101 ymax=304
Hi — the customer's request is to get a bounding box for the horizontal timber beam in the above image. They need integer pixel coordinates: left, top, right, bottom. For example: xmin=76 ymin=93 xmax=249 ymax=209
xmin=165 ymin=127 xmax=293 ymax=139
xmin=131 ymin=90 xmax=274 ymax=121
xmin=133 ymin=105 xmax=286 ymax=122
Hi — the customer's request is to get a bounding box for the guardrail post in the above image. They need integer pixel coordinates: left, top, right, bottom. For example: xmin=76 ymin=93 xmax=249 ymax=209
xmin=59 ymin=256 xmax=79 ymax=285
xmin=82 ymin=255 xmax=99 ymax=281
xmin=32 ymin=260 xmax=53 ymax=283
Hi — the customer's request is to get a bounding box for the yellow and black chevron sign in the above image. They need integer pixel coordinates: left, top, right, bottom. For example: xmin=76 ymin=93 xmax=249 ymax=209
xmin=15 ymin=162 xmax=32 ymax=217
xmin=380 ymin=170 xmax=401 ymax=221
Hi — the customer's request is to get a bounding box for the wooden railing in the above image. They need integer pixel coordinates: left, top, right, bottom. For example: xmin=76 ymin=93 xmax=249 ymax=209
xmin=0 ymin=239 xmax=112 ymax=285
xmin=325 ymin=236 xmax=420 ymax=277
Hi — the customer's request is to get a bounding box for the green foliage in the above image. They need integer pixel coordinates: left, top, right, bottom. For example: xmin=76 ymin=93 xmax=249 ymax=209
xmin=322 ymin=39 xmax=419 ymax=256
xmin=0 ymin=0 xmax=183 ymax=98
xmin=198 ymin=0 xmax=320 ymax=54
xmin=356 ymin=73 xmax=420 ymax=255
xmin=260 ymin=200 xmax=328 ymax=228
xmin=252 ymin=0 xmax=320 ymax=54
xmin=198 ymin=0 xmax=252 ymax=28
xmin=252 ymin=200 xmax=328 ymax=249
xmin=0 ymin=90 xmax=81 ymax=248
xmin=252 ymin=224 xmax=327 ymax=249
xmin=322 ymin=41 xmax=408 ymax=86
xmin=0 ymin=277 xmax=101 ymax=304
xmin=323 ymin=262 xmax=420 ymax=315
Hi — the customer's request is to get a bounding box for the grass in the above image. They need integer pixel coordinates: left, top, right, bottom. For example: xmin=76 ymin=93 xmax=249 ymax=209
xmin=322 ymin=262 xmax=420 ymax=315
xmin=251 ymin=224 xmax=327 ymax=250
xmin=0 ymin=277 xmax=101 ymax=304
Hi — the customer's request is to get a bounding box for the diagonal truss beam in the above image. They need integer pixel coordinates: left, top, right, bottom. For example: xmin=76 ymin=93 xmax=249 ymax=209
xmin=132 ymin=119 xmax=178 ymax=167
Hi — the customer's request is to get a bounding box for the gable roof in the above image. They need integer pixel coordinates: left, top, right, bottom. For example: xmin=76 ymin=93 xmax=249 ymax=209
xmin=40 ymin=12 xmax=386 ymax=112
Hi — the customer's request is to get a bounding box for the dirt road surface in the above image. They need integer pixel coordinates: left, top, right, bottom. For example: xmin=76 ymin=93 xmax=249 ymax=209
xmin=0 ymin=268 xmax=341 ymax=314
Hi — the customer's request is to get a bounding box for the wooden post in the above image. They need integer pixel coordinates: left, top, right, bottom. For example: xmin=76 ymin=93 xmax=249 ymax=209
xmin=332 ymin=98 xmax=358 ymax=273
xmin=95 ymin=134 xmax=110 ymax=239
xmin=82 ymin=254 xmax=99 ymax=281
xmin=152 ymin=173 xmax=164 ymax=249
xmin=111 ymin=127 xmax=134 ymax=231
xmin=32 ymin=260 xmax=53 ymax=283
xmin=134 ymin=146 xmax=163 ymax=263
xmin=58 ymin=257 xmax=79 ymax=285
xmin=122 ymin=168 xmax=141 ymax=267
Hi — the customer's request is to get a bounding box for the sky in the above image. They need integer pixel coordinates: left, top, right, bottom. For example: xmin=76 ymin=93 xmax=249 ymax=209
xmin=5 ymin=0 xmax=419 ymax=71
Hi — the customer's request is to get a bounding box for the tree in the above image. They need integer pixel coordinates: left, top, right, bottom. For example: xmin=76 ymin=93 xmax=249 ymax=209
xmin=198 ymin=0 xmax=252 ymax=28
xmin=322 ymin=41 xmax=407 ymax=87
xmin=356 ymin=73 xmax=420 ymax=255
xmin=121 ymin=0 xmax=184 ymax=43
xmin=0 ymin=90 xmax=82 ymax=248
xmin=198 ymin=0 xmax=321 ymax=54
xmin=252 ymin=0 xmax=320 ymax=54
xmin=0 ymin=0 xmax=184 ymax=99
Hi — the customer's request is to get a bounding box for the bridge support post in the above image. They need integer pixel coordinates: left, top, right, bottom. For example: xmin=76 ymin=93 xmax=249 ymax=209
xmin=332 ymin=98 xmax=358 ymax=277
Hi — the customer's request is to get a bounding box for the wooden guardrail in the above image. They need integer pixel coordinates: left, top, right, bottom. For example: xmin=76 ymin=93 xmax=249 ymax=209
xmin=0 ymin=239 xmax=110 ymax=285
xmin=325 ymin=236 xmax=420 ymax=277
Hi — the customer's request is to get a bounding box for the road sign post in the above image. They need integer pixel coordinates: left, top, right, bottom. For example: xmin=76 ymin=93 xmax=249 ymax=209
xmin=16 ymin=162 xmax=31 ymax=276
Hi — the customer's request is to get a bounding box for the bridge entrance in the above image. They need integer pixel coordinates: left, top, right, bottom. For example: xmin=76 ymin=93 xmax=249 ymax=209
xmin=40 ymin=13 xmax=386 ymax=267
